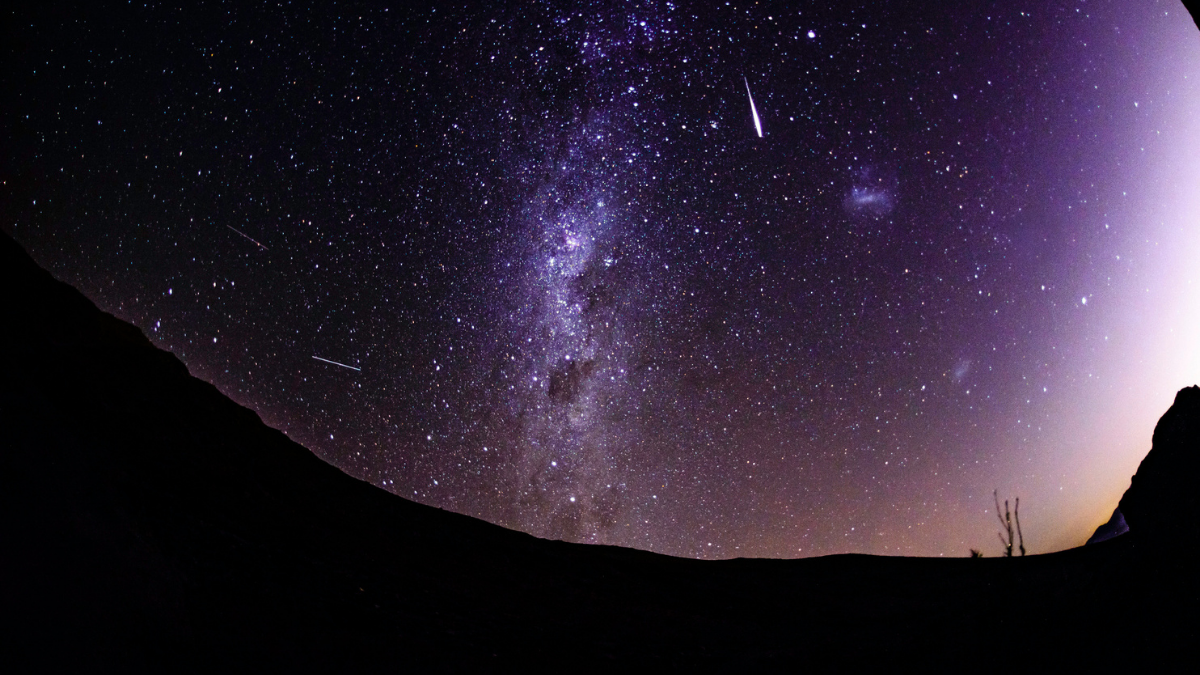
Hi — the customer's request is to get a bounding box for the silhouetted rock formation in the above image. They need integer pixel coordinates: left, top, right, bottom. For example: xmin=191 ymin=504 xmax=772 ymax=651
xmin=1 ymin=229 xmax=1195 ymax=668
xmin=1118 ymin=385 xmax=1200 ymax=550
xmin=1087 ymin=507 xmax=1129 ymax=545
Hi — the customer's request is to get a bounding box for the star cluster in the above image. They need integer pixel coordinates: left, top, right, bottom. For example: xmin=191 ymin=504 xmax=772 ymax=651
xmin=5 ymin=1 xmax=1200 ymax=558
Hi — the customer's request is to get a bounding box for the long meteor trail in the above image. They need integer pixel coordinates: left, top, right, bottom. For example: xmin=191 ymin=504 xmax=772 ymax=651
xmin=226 ymin=225 xmax=269 ymax=250
xmin=312 ymin=355 xmax=361 ymax=371
xmin=744 ymin=76 xmax=763 ymax=138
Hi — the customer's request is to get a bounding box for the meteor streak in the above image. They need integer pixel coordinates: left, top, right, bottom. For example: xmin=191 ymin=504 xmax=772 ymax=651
xmin=312 ymin=355 xmax=361 ymax=371
xmin=226 ymin=225 xmax=268 ymax=250
xmin=744 ymin=76 xmax=763 ymax=138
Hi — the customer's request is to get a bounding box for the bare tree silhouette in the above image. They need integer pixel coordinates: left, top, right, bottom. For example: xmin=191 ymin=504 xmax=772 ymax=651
xmin=994 ymin=490 xmax=1025 ymax=556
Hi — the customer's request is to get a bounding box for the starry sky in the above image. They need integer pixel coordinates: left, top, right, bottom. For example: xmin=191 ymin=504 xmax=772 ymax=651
xmin=5 ymin=1 xmax=1200 ymax=559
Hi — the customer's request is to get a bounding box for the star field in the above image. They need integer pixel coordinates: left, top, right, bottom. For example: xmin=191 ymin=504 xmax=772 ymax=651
xmin=5 ymin=0 xmax=1200 ymax=558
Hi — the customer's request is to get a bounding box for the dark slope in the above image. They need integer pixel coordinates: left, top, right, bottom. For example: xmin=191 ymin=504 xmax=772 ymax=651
xmin=1087 ymin=507 xmax=1129 ymax=545
xmin=1120 ymin=386 xmax=1200 ymax=547
xmin=0 ymin=230 xmax=1193 ymax=670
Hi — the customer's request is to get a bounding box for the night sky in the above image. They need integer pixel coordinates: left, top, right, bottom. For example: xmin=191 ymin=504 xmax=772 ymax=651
xmin=5 ymin=1 xmax=1200 ymax=559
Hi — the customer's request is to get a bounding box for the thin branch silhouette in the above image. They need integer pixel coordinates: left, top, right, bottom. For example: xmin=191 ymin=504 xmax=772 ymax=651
xmin=994 ymin=490 xmax=1025 ymax=557
xmin=1015 ymin=497 xmax=1025 ymax=556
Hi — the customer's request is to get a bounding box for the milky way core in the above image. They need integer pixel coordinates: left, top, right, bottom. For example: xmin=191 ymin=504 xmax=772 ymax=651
xmin=6 ymin=1 xmax=1200 ymax=558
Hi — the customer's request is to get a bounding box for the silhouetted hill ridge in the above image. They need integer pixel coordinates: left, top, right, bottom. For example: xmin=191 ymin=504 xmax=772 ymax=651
xmin=1 ymin=230 xmax=1195 ymax=669
xmin=1119 ymin=385 xmax=1200 ymax=549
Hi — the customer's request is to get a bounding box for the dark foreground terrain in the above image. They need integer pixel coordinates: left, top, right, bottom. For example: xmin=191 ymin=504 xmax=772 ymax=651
xmin=2 ymin=229 xmax=1195 ymax=670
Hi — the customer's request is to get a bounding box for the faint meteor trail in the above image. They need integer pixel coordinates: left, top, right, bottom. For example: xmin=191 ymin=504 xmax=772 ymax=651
xmin=226 ymin=225 xmax=269 ymax=250
xmin=312 ymin=355 xmax=361 ymax=371
xmin=744 ymin=76 xmax=763 ymax=138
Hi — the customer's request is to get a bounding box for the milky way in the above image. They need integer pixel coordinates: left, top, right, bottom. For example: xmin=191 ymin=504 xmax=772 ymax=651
xmin=6 ymin=1 xmax=1200 ymax=558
